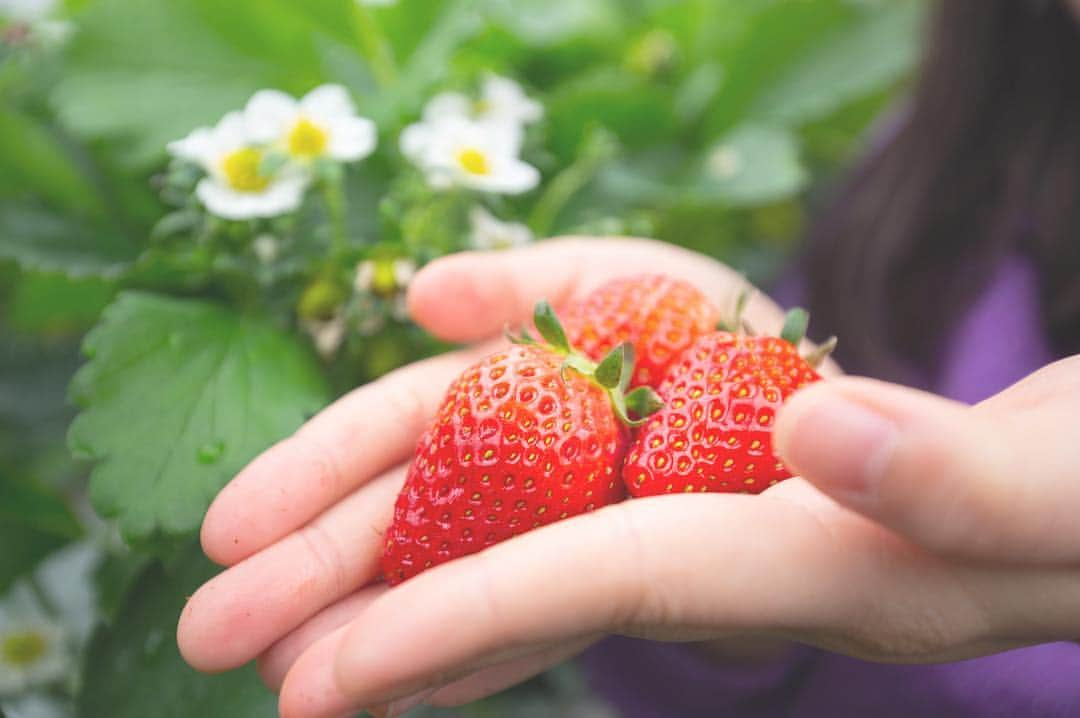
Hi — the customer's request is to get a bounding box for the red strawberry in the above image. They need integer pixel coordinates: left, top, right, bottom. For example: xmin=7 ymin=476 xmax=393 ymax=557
xmin=623 ymin=309 xmax=829 ymax=496
xmin=382 ymin=302 xmax=661 ymax=584
xmin=561 ymin=274 xmax=720 ymax=390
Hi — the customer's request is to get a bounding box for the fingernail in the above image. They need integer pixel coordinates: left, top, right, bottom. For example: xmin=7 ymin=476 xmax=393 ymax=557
xmin=775 ymin=388 xmax=899 ymax=501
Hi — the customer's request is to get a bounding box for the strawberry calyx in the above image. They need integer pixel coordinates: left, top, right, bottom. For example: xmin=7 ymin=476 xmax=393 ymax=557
xmin=715 ymin=290 xmax=838 ymax=369
xmin=510 ymin=300 xmax=663 ymax=427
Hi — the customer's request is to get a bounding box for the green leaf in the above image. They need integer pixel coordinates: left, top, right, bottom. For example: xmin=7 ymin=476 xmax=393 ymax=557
xmin=484 ymin=0 xmax=625 ymax=46
xmin=545 ymin=68 xmax=677 ymax=164
xmin=68 ymin=292 xmax=330 ymax=547
xmin=598 ymin=125 xmax=807 ymax=208
xmin=0 ymin=473 xmax=82 ymax=594
xmin=0 ymin=107 xmax=105 ymax=217
xmin=749 ymin=1 xmax=923 ymax=126
xmin=369 ymin=0 xmax=483 ymax=124
xmin=78 ymin=542 xmax=278 ymax=717
xmin=8 ymin=272 xmax=116 ymax=333
xmin=701 ymin=0 xmax=857 ymax=137
xmin=698 ymin=124 xmax=808 ymax=206
xmin=53 ymin=0 xmax=344 ymax=168
xmin=0 ymin=204 xmax=139 ymax=279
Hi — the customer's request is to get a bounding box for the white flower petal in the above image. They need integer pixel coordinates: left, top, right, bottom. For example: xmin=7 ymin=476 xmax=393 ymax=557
xmin=300 ymin=84 xmax=355 ymax=120
xmin=244 ymin=89 xmax=299 ymax=144
xmin=0 ymin=0 xmax=56 ymax=22
xmin=166 ymin=126 xmax=217 ymax=165
xmin=399 ymin=122 xmax=435 ymax=161
xmin=196 ymin=175 xmax=308 ymax=220
xmin=468 ymin=157 xmax=540 ymax=194
xmin=326 ymin=116 xmax=377 ymax=161
xmin=469 ymin=206 xmax=533 ymax=250
xmin=422 ymin=91 xmax=471 ymax=123
xmin=482 ymin=74 xmax=543 ymax=125
xmin=405 ymin=115 xmax=539 ymax=195
xmin=478 ymin=118 xmax=526 ymax=155
xmin=213 ymin=112 xmax=251 ymax=151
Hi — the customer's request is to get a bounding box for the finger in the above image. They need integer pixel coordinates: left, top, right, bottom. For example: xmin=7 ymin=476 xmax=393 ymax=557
xmin=258 ymin=587 xmax=388 ymax=692
xmin=286 ymin=494 xmax=1080 ymax=712
xmin=328 ymin=495 xmax=868 ymax=708
xmin=407 ymin=236 xmax=754 ymax=343
xmin=201 ymin=346 xmax=485 ymax=566
xmin=369 ymin=639 xmax=595 ymax=718
xmin=280 ymin=631 xmax=567 ymax=718
xmin=178 ymin=468 xmax=402 ymax=673
xmin=774 ymin=370 xmax=1080 ymax=563
xmin=278 ymin=626 xmax=352 ymax=718
xmin=424 ymin=637 xmax=595 ymax=709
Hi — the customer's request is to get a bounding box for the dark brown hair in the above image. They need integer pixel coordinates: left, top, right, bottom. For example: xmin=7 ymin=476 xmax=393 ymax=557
xmin=804 ymin=0 xmax=1080 ymax=384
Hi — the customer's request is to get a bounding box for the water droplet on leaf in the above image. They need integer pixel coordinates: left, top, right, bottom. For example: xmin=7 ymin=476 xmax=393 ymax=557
xmin=197 ymin=440 xmax=225 ymax=464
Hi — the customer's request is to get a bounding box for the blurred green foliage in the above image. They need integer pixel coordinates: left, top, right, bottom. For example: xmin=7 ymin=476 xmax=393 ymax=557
xmin=0 ymin=0 xmax=924 ymax=714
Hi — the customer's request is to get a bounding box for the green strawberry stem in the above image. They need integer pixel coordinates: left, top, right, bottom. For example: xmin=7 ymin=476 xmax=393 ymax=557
xmin=511 ymin=301 xmax=662 ymax=427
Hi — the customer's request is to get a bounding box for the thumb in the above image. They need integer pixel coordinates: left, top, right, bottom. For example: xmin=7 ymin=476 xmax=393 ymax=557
xmin=774 ymin=376 xmax=1078 ymax=563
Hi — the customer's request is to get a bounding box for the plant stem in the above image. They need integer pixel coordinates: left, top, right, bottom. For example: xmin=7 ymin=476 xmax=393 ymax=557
xmin=528 ymin=127 xmax=619 ymax=237
xmin=323 ymin=175 xmax=348 ymax=259
xmin=351 ymin=3 xmax=398 ymax=88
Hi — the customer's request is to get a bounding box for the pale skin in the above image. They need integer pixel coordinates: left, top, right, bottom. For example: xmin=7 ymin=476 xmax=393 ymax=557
xmin=176 ymin=238 xmax=1080 ymax=718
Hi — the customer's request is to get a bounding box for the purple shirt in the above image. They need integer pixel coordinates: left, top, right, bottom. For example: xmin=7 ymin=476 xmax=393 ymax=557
xmin=584 ymin=256 xmax=1076 ymax=717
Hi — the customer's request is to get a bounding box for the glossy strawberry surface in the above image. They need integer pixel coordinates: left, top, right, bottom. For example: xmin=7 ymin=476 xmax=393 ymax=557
xmin=623 ymin=332 xmax=821 ymax=496
xmin=562 ymin=275 xmax=720 ymax=390
xmin=382 ymin=344 xmax=629 ymax=584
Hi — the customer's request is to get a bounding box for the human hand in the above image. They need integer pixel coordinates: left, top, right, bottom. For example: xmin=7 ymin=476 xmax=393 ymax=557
xmin=776 ymin=354 xmax=1080 ymax=564
xmin=176 ymin=237 xmax=797 ymax=716
xmin=257 ymin=359 xmax=1080 ymax=718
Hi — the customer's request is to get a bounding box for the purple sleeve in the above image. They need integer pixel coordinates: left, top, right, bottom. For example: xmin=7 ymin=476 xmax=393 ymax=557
xmin=583 ymin=255 xmax=1080 ymax=717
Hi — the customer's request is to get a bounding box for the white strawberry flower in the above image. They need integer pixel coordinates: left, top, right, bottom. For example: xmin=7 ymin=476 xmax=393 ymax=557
xmin=244 ymin=84 xmax=377 ymax=164
xmin=301 ymin=313 xmax=347 ymax=360
xmin=0 ymin=0 xmax=55 ymax=22
xmin=423 ymin=74 xmax=542 ymax=141
xmin=0 ymin=619 xmax=68 ymax=695
xmin=167 ymin=112 xmax=309 ymax=220
xmin=400 ymin=116 xmax=539 ymax=194
xmin=1 ymin=0 xmax=73 ymax=45
xmin=468 ymin=206 xmax=533 ymax=250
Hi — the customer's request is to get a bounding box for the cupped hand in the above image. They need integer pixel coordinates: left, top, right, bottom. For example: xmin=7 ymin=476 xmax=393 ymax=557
xmin=176 ymin=237 xmax=787 ymax=715
xmin=177 ymin=236 xmax=1080 ymax=718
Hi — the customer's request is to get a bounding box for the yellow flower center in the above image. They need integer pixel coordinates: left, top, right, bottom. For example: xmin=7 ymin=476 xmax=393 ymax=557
xmin=2 ymin=630 xmax=47 ymax=668
xmin=287 ymin=117 xmax=329 ymax=158
xmin=456 ymin=147 xmax=491 ymax=176
xmin=221 ymin=147 xmax=270 ymax=193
